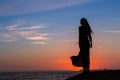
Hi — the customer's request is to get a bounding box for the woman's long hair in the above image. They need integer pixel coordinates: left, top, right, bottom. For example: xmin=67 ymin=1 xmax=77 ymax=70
xmin=80 ymin=18 xmax=93 ymax=34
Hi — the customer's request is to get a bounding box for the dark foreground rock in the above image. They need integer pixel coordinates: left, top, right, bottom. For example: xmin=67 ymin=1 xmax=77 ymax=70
xmin=66 ymin=70 xmax=120 ymax=80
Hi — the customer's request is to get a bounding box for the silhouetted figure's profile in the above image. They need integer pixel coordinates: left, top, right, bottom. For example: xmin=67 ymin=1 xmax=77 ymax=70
xmin=71 ymin=18 xmax=93 ymax=74
xmin=78 ymin=18 xmax=92 ymax=73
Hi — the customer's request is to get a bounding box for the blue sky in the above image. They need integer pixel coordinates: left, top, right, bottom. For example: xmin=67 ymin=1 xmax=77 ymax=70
xmin=0 ymin=0 xmax=120 ymax=44
xmin=0 ymin=0 xmax=120 ymax=71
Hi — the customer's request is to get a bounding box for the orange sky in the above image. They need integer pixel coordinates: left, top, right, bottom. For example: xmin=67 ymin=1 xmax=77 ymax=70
xmin=1 ymin=36 xmax=120 ymax=71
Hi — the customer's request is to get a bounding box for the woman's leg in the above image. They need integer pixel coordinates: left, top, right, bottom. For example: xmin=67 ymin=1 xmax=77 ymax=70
xmin=82 ymin=47 xmax=90 ymax=73
xmin=86 ymin=48 xmax=90 ymax=72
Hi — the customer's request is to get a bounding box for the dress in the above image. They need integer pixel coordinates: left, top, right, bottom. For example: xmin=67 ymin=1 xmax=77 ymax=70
xmin=78 ymin=26 xmax=90 ymax=69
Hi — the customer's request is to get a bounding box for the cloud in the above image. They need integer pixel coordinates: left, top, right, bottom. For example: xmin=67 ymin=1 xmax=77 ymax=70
xmin=22 ymin=25 xmax=45 ymax=30
xmin=16 ymin=31 xmax=34 ymax=36
xmin=0 ymin=0 xmax=95 ymax=16
xmin=26 ymin=36 xmax=48 ymax=40
xmin=32 ymin=42 xmax=46 ymax=45
xmin=103 ymin=30 xmax=120 ymax=33
xmin=6 ymin=24 xmax=45 ymax=31
xmin=3 ymin=34 xmax=13 ymax=38
xmin=1 ymin=39 xmax=14 ymax=42
xmin=0 ymin=24 xmax=49 ymax=45
xmin=0 ymin=33 xmax=17 ymax=42
xmin=6 ymin=24 xmax=18 ymax=30
xmin=0 ymin=35 xmax=16 ymax=42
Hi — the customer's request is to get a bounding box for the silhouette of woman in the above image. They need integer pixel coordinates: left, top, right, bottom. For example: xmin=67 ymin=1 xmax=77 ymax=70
xmin=78 ymin=18 xmax=93 ymax=73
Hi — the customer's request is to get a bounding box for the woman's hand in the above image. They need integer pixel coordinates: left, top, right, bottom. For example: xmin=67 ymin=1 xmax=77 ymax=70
xmin=90 ymin=43 xmax=92 ymax=48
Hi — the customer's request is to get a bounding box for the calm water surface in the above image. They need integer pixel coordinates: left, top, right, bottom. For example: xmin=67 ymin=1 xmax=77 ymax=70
xmin=0 ymin=71 xmax=80 ymax=80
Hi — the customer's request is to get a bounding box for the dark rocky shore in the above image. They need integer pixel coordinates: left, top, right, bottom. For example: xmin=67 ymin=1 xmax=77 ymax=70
xmin=66 ymin=70 xmax=120 ymax=80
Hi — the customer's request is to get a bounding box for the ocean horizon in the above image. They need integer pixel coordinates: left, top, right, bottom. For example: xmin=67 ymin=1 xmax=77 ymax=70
xmin=0 ymin=71 xmax=80 ymax=80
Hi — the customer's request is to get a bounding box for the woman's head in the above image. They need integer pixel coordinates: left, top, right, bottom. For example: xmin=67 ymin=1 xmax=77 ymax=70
xmin=80 ymin=18 xmax=88 ymax=26
xmin=80 ymin=18 xmax=93 ymax=33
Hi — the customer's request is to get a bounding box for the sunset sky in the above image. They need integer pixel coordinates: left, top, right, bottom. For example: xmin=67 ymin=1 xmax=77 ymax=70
xmin=0 ymin=0 xmax=120 ymax=71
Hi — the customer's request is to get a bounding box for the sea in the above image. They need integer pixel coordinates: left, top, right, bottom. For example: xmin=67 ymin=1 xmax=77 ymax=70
xmin=0 ymin=71 xmax=80 ymax=80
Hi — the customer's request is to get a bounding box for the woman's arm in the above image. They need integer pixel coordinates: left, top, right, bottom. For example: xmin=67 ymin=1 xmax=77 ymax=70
xmin=88 ymin=34 xmax=92 ymax=48
xmin=79 ymin=27 xmax=81 ymax=48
